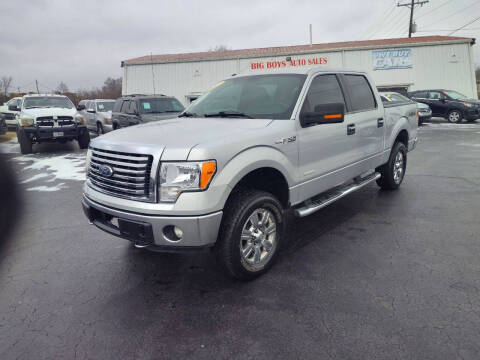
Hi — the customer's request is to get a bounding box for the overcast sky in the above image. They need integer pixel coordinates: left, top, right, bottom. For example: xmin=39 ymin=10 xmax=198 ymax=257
xmin=1 ymin=0 xmax=479 ymax=93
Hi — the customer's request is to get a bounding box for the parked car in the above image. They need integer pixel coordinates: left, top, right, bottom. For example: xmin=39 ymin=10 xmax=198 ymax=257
xmin=0 ymin=113 xmax=7 ymax=135
xmin=380 ymin=91 xmax=431 ymax=125
xmin=0 ymin=97 xmax=22 ymax=130
xmin=10 ymin=94 xmax=90 ymax=154
xmin=82 ymin=68 xmax=418 ymax=280
xmin=111 ymin=95 xmax=185 ymax=129
xmin=408 ymin=89 xmax=480 ymax=123
xmin=78 ymin=99 xmax=115 ymax=134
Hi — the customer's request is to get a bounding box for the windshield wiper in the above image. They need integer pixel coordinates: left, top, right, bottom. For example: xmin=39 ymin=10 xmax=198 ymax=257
xmin=178 ymin=111 xmax=199 ymax=117
xmin=204 ymin=111 xmax=252 ymax=118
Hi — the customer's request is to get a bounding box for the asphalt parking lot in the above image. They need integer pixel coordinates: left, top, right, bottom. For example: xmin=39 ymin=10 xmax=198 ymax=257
xmin=1 ymin=120 xmax=479 ymax=360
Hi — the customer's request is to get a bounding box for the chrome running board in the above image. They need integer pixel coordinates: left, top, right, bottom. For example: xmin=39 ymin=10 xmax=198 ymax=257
xmin=294 ymin=172 xmax=381 ymax=217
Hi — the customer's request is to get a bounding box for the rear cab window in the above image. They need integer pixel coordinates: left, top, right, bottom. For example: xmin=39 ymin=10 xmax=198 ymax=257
xmin=343 ymin=74 xmax=376 ymax=112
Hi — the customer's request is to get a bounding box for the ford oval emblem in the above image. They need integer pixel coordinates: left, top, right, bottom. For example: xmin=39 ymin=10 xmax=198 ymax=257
xmin=98 ymin=165 xmax=114 ymax=177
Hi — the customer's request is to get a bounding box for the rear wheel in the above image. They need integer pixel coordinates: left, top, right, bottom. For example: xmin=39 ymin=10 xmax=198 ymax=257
xmin=447 ymin=110 xmax=462 ymax=123
xmin=17 ymin=128 xmax=32 ymax=154
xmin=97 ymin=122 xmax=104 ymax=135
xmin=78 ymin=129 xmax=90 ymax=149
xmin=376 ymin=142 xmax=407 ymax=190
xmin=215 ymin=189 xmax=285 ymax=280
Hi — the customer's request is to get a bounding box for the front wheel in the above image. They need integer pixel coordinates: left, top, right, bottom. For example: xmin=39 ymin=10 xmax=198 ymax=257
xmin=215 ymin=189 xmax=285 ymax=280
xmin=17 ymin=128 xmax=32 ymax=154
xmin=97 ymin=122 xmax=104 ymax=135
xmin=78 ymin=129 xmax=90 ymax=149
xmin=447 ymin=110 xmax=462 ymax=123
xmin=376 ymin=142 xmax=407 ymax=190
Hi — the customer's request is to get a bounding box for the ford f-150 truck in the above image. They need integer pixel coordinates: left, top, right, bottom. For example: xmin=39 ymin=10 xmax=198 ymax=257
xmin=82 ymin=68 xmax=418 ymax=280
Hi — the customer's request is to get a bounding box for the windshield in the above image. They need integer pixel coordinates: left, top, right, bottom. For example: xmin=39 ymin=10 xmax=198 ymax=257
xmin=185 ymin=74 xmax=307 ymax=119
xmin=97 ymin=101 xmax=114 ymax=112
xmin=443 ymin=90 xmax=467 ymax=100
xmin=385 ymin=93 xmax=410 ymax=102
xmin=139 ymin=98 xmax=185 ymax=114
xmin=23 ymin=96 xmax=74 ymax=109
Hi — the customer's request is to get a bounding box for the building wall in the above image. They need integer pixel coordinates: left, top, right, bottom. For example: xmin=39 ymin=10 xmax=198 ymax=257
xmin=123 ymin=41 xmax=477 ymax=105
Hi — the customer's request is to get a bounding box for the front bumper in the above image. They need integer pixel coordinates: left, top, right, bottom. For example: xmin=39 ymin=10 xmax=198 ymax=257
xmin=24 ymin=124 xmax=86 ymax=141
xmin=464 ymin=109 xmax=480 ymax=120
xmin=82 ymin=195 xmax=223 ymax=249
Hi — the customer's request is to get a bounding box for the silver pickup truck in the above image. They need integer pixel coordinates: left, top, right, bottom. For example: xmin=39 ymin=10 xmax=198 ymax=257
xmin=82 ymin=68 xmax=418 ymax=280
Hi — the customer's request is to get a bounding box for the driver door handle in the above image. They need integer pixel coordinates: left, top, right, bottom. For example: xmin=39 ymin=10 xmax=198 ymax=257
xmin=347 ymin=124 xmax=356 ymax=135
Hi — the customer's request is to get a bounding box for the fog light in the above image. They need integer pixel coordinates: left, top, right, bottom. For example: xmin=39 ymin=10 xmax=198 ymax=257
xmin=174 ymin=226 xmax=183 ymax=239
xmin=163 ymin=225 xmax=183 ymax=242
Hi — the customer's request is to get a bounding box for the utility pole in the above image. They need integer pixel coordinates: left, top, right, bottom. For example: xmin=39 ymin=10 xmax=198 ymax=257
xmin=35 ymin=79 xmax=39 ymax=94
xmin=397 ymin=0 xmax=429 ymax=37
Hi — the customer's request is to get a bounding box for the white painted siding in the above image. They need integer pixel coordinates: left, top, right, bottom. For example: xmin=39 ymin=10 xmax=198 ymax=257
xmin=123 ymin=41 xmax=477 ymax=105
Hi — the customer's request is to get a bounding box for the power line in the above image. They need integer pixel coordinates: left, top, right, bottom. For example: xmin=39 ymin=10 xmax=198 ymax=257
xmin=365 ymin=1 xmax=399 ymax=39
xmin=448 ymin=15 xmax=480 ymax=35
xmin=422 ymin=0 xmax=480 ymax=28
xmin=416 ymin=27 xmax=480 ymax=32
xmin=414 ymin=0 xmax=454 ymax=20
xmin=397 ymin=0 xmax=429 ymax=37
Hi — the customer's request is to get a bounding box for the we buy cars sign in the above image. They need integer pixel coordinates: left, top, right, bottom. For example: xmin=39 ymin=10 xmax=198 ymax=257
xmin=372 ymin=48 xmax=412 ymax=70
xmin=250 ymin=56 xmax=328 ymax=70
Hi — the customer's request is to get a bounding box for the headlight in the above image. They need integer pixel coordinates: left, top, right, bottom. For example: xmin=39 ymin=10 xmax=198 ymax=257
xmin=158 ymin=161 xmax=216 ymax=202
xmin=20 ymin=115 xmax=34 ymax=127
xmin=75 ymin=114 xmax=85 ymax=125
xmin=463 ymin=102 xmax=473 ymax=108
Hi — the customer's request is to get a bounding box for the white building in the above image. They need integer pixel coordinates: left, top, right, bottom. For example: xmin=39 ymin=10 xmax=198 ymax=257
xmin=122 ymin=36 xmax=477 ymax=105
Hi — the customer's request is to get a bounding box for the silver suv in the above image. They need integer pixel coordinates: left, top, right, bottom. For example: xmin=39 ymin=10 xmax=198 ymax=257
xmin=82 ymin=68 xmax=418 ymax=280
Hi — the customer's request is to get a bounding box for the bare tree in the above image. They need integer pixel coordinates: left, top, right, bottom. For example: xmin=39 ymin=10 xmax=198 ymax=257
xmin=56 ymin=82 xmax=69 ymax=94
xmin=1 ymin=76 xmax=13 ymax=98
xmin=209 ymin=45 xmax=230 ymax=52
xmin=101 ymin=77 xmax=122 ymax=99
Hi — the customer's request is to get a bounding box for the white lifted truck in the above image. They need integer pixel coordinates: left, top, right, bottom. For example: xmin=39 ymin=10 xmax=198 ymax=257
xmin=82 ymin=68 xmax=418 ymax=280
xmin=10 ymin=94 xmax=90 ymax=154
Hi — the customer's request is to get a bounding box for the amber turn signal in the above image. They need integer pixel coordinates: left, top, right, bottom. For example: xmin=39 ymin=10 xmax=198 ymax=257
xmin=200 ymin=161 xmax=216 ymax=189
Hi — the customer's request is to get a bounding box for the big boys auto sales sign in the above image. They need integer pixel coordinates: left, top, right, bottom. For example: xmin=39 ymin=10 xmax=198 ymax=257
xmin=372 ymin=48 xmax=412 ymax=70
xmin=250 ymin=56 xmax=328 ymax=70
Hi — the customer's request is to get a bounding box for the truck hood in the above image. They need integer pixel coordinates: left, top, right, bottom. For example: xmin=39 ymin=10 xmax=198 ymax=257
xmin=140 ymin=112 xmax=182 ymax=122
xmin=23 ymin=107 xmax=77 ymax=118
xmin=91 ymin=117 xmax=273 ymax=160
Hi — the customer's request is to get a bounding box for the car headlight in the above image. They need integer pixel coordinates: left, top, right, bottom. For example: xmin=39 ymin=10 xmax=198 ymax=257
xmin=20 ymin=115 xmax=34 ymax=127
xmin=75 ymin=114 xmax=85 ymax=125
xmin=158 ymin=161 xmax=216 ymax=202
xmin=463 ymin=102 xmax=473 ymax=108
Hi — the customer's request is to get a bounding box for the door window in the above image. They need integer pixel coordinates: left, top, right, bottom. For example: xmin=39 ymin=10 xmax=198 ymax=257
xmin=428 ymin=91 xmax=444 ymax=100
xmin=120 ymin=100 xmax=130 ymax=113
xmin=412 ymin=91 xmax=428 ymax=99
xmin=344 ymin=75 xmax=376 ymax=111
xmin=127 ymin=101 xmax=138 ymax=114
xmin=301 ymin=74 xmax=346 ymax=114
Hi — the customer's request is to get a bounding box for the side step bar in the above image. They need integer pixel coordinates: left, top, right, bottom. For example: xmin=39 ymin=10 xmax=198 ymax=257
xmin=294 ymin=172 xmax=381 ymax=217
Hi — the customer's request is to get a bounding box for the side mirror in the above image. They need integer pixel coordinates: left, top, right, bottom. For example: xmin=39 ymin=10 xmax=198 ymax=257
xmin=8 ymin=105 xmax=20 ymax=112
xmin=77 ymin=104 xmax=85 ymax=111
xmin=300 ymin=103 xmax=344 ymax=127
xmin=440 ymin=98 xmax=446 ymax=103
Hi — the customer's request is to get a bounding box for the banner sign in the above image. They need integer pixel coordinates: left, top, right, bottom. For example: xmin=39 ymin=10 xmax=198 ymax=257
xmin=372 ymin=48 xmax=412 ymax=70
xmin=250 ymin=57 xmax=328 ymax=70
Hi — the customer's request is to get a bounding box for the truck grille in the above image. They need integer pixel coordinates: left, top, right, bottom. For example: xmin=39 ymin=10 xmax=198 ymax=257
xmin=37 ymin=116 xmax=75 ymax=127
xmin=88 ymin=147 xmax=154 ymax=202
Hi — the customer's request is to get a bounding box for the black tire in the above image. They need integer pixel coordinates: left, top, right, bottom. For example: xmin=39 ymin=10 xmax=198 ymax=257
xmin=97 ymin=122 xmax=104 ymax=135
xmin=78 ymin=129 xmax=90 ymax=149
xmin=17 ymin=128 xmax=32 ymax=154
xmin=112 ymin=122 xmax=119 ymax=131
xmin=447 ymin=109 xmax=462 ymax=124
xmin=376 ymin=142 xmax=407 ymax=190
xmin=215 ymin=189 xmax=285 ymax=280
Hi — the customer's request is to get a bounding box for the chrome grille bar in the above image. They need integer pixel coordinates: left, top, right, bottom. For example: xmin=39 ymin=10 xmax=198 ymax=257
xmin=87 ymin=147 xmax=154 ymax=202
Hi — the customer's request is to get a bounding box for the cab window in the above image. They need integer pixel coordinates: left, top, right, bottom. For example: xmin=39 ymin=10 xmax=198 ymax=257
xmin=343 ymin=74 xmax=376 ymax=111
xmin=301 ymin=74 xmax=346 ymax=114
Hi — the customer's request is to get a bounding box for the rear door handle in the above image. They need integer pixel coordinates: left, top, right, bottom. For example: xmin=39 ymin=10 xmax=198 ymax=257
xmin=378 ymin=117 xmax=384 ymax=128
xmin=347 ymin=124 xmax=355 ymax=135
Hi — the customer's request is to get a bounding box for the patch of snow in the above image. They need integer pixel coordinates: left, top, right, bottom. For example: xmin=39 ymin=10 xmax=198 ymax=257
xmin=0 ymin=139 xmax=20 ymax=153
xmin=21 ymin=173 xmax=50 ymax=184
xmin=26 ymin=183 xmax=67 ymax=192
xmin=14 ymin=153 xmax=86 ymax=182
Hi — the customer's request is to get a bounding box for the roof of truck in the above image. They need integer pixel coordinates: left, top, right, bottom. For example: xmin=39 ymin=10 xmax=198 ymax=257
xmin=123 ymin=36 xmax=474 ymax=65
